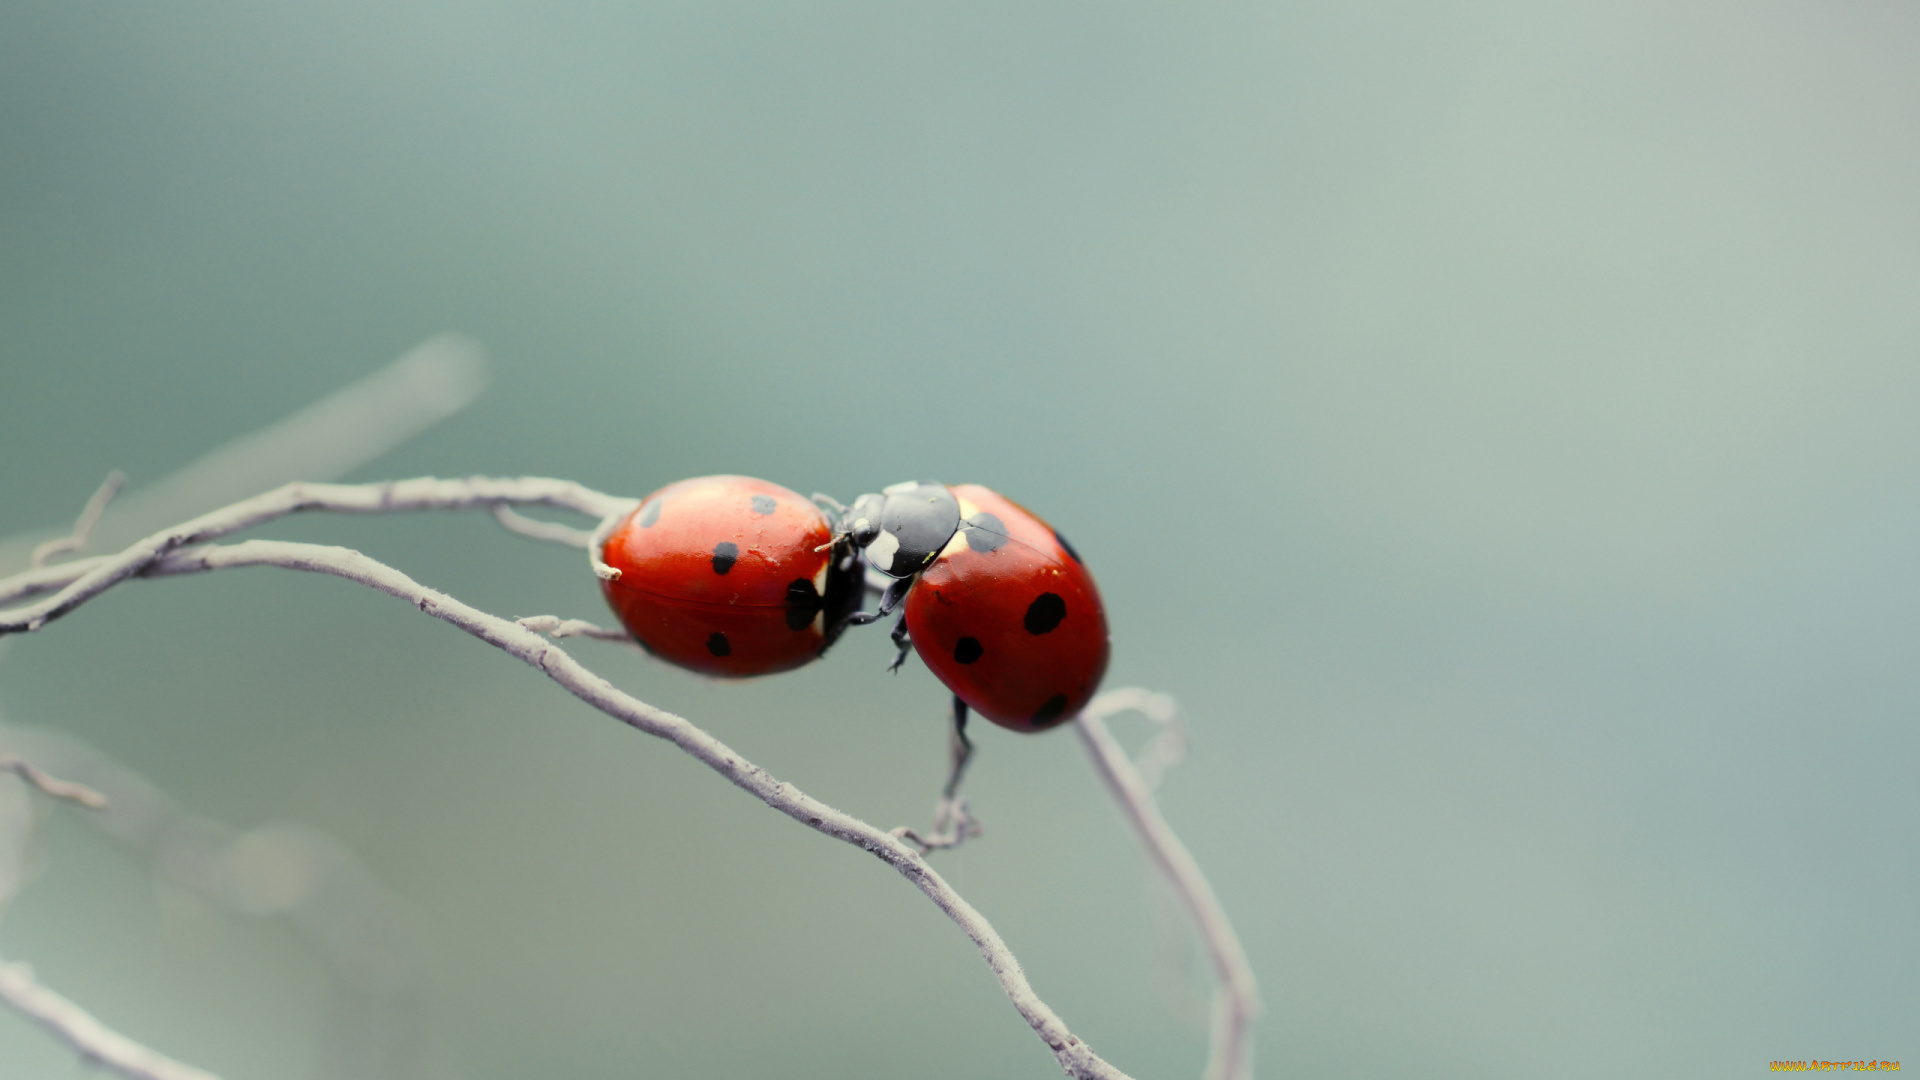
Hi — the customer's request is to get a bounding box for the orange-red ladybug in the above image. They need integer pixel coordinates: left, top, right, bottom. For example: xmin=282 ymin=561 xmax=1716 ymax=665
xmin=600 ymin=475 xmax=862 ymax=677
xmin=838 ymin=481 xmax=1109 ymax=732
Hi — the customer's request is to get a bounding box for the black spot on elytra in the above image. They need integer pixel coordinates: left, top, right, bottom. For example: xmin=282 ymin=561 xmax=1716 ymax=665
xmin=1024 ymin=592 xmax=1066 ymax=634
xmin=785 ymin=578 xmax=821 ymax=631
xmin=637 ymin=500 xmax=662 ymax=528
xmin=1052 ymin=529 xmax=1081 ymax=562
xmin=1030 ymin=694 xmax=1071 ymax=728
xmin=963 ymin=513 xmax=1009 ymax=553
xmin=706 ymin=632 xmax=731 ymax=657
xmin=750 ymin=494 xmax=777 ymax=515
xmin=711 ymin=542 xmax=739 ymax=575
xmin=953 ymin=636 xmax=983 ymax=664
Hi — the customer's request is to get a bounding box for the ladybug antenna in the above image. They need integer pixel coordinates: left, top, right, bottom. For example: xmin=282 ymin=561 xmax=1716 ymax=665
xmin=810 ymin=492 xmax=849 ymax=514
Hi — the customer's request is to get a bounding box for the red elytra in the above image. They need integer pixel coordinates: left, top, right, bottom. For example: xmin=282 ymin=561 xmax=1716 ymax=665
xmin=599 ymin=475 xmax=858 ymax=678
xmin=904 ymin=485 xmax=1110 ymax=732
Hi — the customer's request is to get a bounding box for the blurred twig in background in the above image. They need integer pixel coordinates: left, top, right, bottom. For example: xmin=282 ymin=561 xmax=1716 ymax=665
xmin=0 ymin=724 xmax=440 ymax=1080
xmin=1080 ymin=690 xmax=1261 ymax=1080
xmin=0 ymin=337 xmax=486 ymax=1079
xmin=0 ymin=752 xmax=223 ymax=1080
xmin=27 ymin=471 xmax=126 ymax=571
xmin=0 ymin=334 xmax=490 ymax=577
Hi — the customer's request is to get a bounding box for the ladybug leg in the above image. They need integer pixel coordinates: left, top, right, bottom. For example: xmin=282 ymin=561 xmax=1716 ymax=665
xmin=885 ymin=614 xmax=913 ymax=673
xmin=941 ymin=696 xmax=973 ymax=800
xmin=891 ymin=696 xmax=983 ymax=854
xmin=874 ymin=574 xmax=912 ymax=618
xmin=840 ymin=574 xmax=913 ymax=628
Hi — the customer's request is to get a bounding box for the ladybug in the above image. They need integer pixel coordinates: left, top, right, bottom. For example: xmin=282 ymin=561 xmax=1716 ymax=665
xmin=839 ymin=481 xmax=1109 ymax=733
xmin=600 ymin=475 xmax=863 ymax=677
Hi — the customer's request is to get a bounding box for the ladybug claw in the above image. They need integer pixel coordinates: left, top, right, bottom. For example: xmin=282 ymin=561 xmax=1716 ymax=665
xmin=890 ymin=797 xmax=983 ymax=855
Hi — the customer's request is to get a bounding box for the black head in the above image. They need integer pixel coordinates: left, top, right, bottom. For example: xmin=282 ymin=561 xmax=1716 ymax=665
xmin=839 ymin=480 xmax=961 ymax=578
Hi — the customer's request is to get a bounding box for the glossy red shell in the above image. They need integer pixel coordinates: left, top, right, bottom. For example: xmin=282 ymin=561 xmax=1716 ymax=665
xmin=600 ymin=475 xmax=841 ymax=678
xmin=904 ymin=485 xmax=1109 ymax=732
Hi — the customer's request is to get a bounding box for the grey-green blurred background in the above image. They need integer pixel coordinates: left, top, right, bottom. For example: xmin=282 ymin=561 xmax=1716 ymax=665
xmin=3 ymin=1 xmax=1917 ymax=1077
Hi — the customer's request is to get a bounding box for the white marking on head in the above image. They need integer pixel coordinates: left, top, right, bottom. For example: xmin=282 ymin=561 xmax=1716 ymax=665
xmin=883 ymin=480 xmax=921 ymax=496
xmin=867 ymin=529 xmax=902 ymax=573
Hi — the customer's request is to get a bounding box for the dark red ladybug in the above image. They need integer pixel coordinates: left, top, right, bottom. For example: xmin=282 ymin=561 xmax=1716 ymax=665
xmin=600 ymin=475 xmax=862 ymax=677
xmin=838 ymin=481 xmax=1109 ymax=733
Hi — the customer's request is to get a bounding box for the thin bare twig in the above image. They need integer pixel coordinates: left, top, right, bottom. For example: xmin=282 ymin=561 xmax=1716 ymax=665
xmin=0 ymin=556 xmax=110 ymax=609
xmin=0 ymin=529 xmax=1131 ymax=1080
xmin=0 ymin=474 xmax=632 ymax=612
xmin=0 ymin=476 xmax=635 ymax=633
xmin=490 ymin=503 xmax=596 ymax=548
xmin=587 ymin=509 xmax=627 ymax=581
xmin=1125 ymin=694 xmax=1190 ymax=794
xmin=517 ymin=614 xmax=635 ymax=642
xmin=1079 ymin=690 xmax=1261 ymax=1080
xmin=0 ymin=756 xmax=108 ymax=810
xmin=0 ymin=959 xmax=223 ymax=1080
xmin=29 ymin=471 xmax=126 ymax=569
